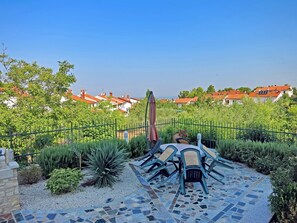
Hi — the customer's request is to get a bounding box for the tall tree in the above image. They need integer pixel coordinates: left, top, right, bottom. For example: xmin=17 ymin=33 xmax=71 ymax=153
xmin=206 ymin=85 xmax=215 ymax=93
xmin=178 ymin=90 xmax=190 ymax=98
xmin=189 ymin=87 xmax=204 ymax=98
xmin=222 ymin=87 xmax=234 ymax=92
xmin=237 ymin=87 xmax=252 ymax=93
xmin=292 ymin=87 xmax=297 ymax=95
xmin=0 ymin=52 xmax=76 ymax=127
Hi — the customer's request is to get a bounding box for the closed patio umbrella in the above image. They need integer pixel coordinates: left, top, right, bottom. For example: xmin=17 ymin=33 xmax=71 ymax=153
xmin=145 ymin=91 xmax=159 ymax=145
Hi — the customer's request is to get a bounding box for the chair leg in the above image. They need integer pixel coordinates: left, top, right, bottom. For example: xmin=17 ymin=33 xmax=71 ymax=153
xmin=200 ymin=176 xmax=209 ymax=194
xmin=140 ymin=156 xmax=154 ymax=167
xmin=207 ymin=161 xmax=216 ymax=173
xmin=211 ymin=168 xmax=224 ymax=177
xmin=217 ymin=160 xmax=234 ymax=169
xmin=147 ymin=168 xmax=169 ymax=182
xmin=146 ymin=163 xmax=158 ymax=173
xmin=218 ymin=157 xmax=234 ymax=165
xmin=141 ymin=158 xmax=156 ymax=169
xmin=200 ymin=167 xmax=208 ymax=179
xmin=179 ymin=174 xmax=186 ymax=195
xmin=208 ymin=172 xmax=225 ymax=185
xmin=159 ymin=169 xmax=178 ymax=185
xmin=147 ymin=170 xmax=162 ymax=182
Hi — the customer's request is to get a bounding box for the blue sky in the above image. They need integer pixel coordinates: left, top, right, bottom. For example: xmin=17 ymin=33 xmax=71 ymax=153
xmin=1 ymin=0 xmax=297 ymax=98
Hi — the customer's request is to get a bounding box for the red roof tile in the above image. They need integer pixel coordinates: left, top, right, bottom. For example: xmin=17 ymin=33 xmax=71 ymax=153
xmin=226 ymin=93 xmax=248 ymax=100
xmin=254 ymin=85 xmax=291 ymax=92
xmin=249 ymin=91 xmax=281 ymax=98
xmin=84 ymin=93 xmax=101 ymax=102
xmin=71 ymin=95 xmax=96 ymax=104
xmin=175 ymin=97 xmax=197 ymax=104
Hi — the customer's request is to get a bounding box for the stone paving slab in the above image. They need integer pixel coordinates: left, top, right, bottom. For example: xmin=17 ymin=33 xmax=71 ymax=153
xmin=8 ymin=160 xmax=273 ymax=223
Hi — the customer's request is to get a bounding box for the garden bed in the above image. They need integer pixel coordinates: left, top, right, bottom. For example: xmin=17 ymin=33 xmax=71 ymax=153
xmin=19 ymin=162 xmax=142 ymax=210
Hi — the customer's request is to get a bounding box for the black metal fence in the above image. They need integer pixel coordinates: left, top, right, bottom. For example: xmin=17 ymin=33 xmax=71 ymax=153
xmin=0 ymin=118 xmax=296 ymax=157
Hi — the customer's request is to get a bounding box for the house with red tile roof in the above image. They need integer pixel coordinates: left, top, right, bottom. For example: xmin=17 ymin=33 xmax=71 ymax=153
xmin=254 ymin=85 xmax=293 ymax=96
xmin=96 ymin=92 xmax=132 ymax=112
xmin=118 ymin=95 xmax=140 ymax=105
xmin=205 ymin=90 xmax=243 ymax=103
xmin=61 ymin=89 xmax=97 ymax=106
xmin=205 ymin=93 xmax=227 ymax=101
xmin=174 ymin=97 xmax=198 ymax=107
xmin=249 ymin=85 xmax=293 ymax=102
xmin=224 ymin=92 xmax=249 ymax=105
xmin=205 ymin=86 xmax=293 ymax=105
xmin=70 ymin=94 xmax=96 ymax=105
xmin=79 ymin=90 xmax=101 ymax=104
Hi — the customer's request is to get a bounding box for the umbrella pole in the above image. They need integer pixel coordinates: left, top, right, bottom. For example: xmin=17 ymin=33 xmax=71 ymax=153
xmin=145 ymin=91 xmax=153 ymax=150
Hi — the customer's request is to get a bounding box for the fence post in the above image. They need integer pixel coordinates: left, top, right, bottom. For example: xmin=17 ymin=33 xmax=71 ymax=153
xmin=210 ymin=121 xmax=214 ymax=140
xmin=173 ymin=118 xmax=176 ymax=128
xmin=9 ymin=128 xmax=13 ymax=151
xmin=70 ymin=122 xmax=74 ymax=143
xmin=114 ymin=119 xmax=117 ymax=139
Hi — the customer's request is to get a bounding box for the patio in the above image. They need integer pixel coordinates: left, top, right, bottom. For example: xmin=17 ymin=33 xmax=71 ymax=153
xmin=2 ymin=159 xmax=273 ymax=223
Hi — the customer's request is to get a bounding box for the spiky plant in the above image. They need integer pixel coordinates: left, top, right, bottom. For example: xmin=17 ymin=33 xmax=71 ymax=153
xmin=85 ymin=141 xmax=127 ymax=188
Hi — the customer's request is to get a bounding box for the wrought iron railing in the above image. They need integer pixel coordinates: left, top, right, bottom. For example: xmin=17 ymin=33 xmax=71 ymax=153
xmin=0 ymin=118 xmax=296 ymax=158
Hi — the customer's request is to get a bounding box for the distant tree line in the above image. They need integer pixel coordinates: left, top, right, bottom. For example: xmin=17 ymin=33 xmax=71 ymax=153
xmin=178 ymin=85 xmax=254 ymax=98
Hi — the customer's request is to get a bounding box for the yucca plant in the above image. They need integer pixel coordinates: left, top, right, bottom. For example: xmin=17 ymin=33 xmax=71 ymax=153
xmin=84 ymin=141 xmax=127 ymax=188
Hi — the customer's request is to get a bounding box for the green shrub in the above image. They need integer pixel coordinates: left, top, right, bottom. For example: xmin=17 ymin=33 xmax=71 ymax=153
xmin=37 ymin=140 xmax=128 ymax=177
xmin=70 ymin=139 xmax=129 ymax=161
xmin=159 ymin=126 xmax=176 ymax=144
xmin=254 ymin=156 xmax=282 ymax=175
xmin=217 ymin=139 xmax=245 ymax=162
xmin=237 ymin=124 xmax=277 ymax=142
xmin=46 ymin=168 xmax=82 ymax=194
xmin=270 ymin=157 xmax=297 ymax=222
xmin=18 ymin=164 xmax=42 ymax=185
xmin=128 ymin=135 xmax=147 ymax=158
xmin=37 ymin=145 xmax=78 ymax=178
xmin=217 ymin=139 xmax=296 ymax=175
xmin=85 ymin=141 xmax=127 ymax=188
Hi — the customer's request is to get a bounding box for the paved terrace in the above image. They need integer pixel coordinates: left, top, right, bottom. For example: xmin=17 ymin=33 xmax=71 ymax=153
xmin=0 ymin=161 xmax=273 ymax=223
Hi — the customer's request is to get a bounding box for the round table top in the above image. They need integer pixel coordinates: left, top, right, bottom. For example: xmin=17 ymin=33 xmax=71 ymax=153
xmin=160 ymin=143 xmax=205 ymax=157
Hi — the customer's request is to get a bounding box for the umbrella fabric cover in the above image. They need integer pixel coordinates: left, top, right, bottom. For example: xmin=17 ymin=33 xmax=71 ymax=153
xmin=148 ymin=92 xmax=159 ymax=142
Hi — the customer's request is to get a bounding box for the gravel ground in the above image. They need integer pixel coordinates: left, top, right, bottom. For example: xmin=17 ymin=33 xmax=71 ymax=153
xmin=19 ymin=163 xmax=142 ymax=210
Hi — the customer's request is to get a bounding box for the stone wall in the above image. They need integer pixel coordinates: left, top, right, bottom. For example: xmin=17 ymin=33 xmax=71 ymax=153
xmin=0 ymin=159 xmax=20 ymax=214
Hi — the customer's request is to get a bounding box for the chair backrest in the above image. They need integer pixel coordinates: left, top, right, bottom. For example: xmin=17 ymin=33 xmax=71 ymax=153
xmin=149 ymin=139 xmax=162 ymax=155
xmin=202 ymin=145 xmax=218 ymax=159
xmin=176 ymin=138 xmax=189 ymax=144
xmin=180 ymin=148 xmax=202 ymax=167
xmin=197 ymin=133 xmax=217 ymax=159
xmin=158 ymin=145 xmax=178 ymax=162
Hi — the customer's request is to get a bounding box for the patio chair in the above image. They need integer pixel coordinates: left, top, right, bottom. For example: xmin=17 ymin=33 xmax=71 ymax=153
xmin=135 ymin=139 xmax=162 ymax=167
xmin=175 ymin=138 xmax=190 ymax=144
xmin=142 ymin=145 xmax=178 ymax=182
xmin=180 ymin=148 xmax=209 ymax=195
xmin=197 ymin=133 xmax=234 ymax=184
